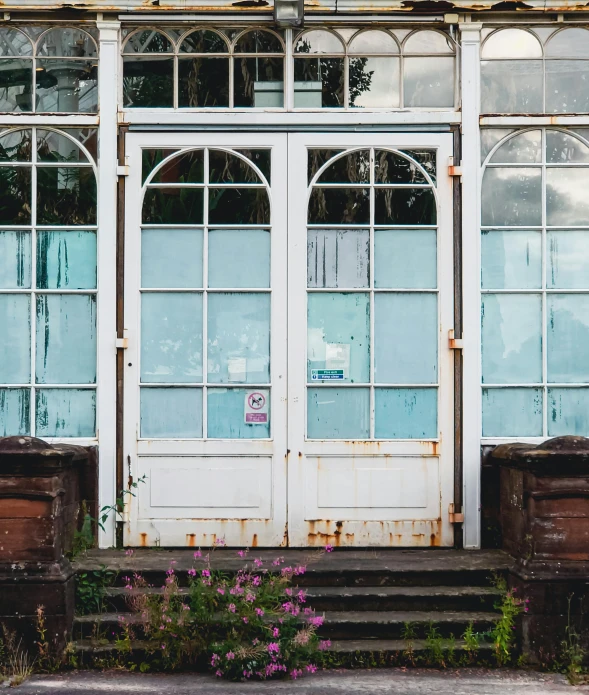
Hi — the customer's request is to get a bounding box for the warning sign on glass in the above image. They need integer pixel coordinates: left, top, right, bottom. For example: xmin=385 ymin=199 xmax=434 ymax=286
xmin=244 ymin=390 xmax=269 ymax=424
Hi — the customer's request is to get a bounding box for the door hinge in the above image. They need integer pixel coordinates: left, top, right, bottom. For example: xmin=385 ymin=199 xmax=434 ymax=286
xmin=448 ymin=156 xmax=463 ymax=178
xmin=117 ymin=158 xmax=129 ymax=177
xmin=448 ymin=329 xmax=464 ymax=350
xmin=116 ymin=332 xmax=128 ymax=349
xmin=448 ymin=503 xmax=465 ymax=524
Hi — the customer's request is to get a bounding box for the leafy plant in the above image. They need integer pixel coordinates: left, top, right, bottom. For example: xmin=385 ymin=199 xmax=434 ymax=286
xmin=401 ymin=621 xmax=417 ymax=666
xmin=425 ymin=622 xmax=446 ymax=668
xmin=462 ymin=620 xmax=480 ymax=664
xmin=75 ymin=566 xmax=117 ymax=616
xmin=97 ymin=475 xmax=148 ymax=534
xmin=0 ymin=625 xmax=34 ymax=686
xmin=561 ymin=594 xmax=587 ymax=684
xmin=488 ymin=574 xmax=527 ymax=666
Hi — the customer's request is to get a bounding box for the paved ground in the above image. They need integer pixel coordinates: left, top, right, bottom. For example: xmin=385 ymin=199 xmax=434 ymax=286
xmin=12 ymin=669 xmax=588 ymax=694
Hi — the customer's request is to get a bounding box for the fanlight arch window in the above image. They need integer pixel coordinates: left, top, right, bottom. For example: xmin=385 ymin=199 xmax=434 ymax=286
xmin=0 ymin=126 xmax=99 ymax=437
xmin=481 ymin=128 xmax=589 ymax=437
xmin=0 ymin=26 xmax=98 ymax=113
xmin=481 ymin=27 xmax=589 ymax=114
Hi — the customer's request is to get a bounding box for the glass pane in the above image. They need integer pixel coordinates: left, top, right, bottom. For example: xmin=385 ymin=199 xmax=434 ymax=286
xmin=0 ymin=129 xmax=31 ymax=161
xmin=123 ymin=56 xmax=174 ymax=108
xmin=375 ymin=293 xmax=437 ymax=384
xmin=37 ymin=28 xmax=97 ymax=58
xmin=293 ymin=59 xmax=344 ymax=108
xmin=142 ymin=188 xmax=204 ymax=225
xmin=482 ymin=388 xmax=543 ymax=437
xmin=375 ymin=229 xmax=437 ymax=289
xmin=481 ymin=294 xmax=542 ymax=384
xmin=0 ymin=166 xmax=31 ymax=225
xmin=209 ymin=150 xmax=264 ymax=183
xmin=547 ymin=294 xmax=589 ymax=382
xmin=490 ymin=130 xmax=542 ymax=164
xmin=403 ymin=57 xmax=454 ymax=108
xmin=0 ymin=58 xmax=33 ymax=112
xmin=36 ymin=294 xmax=96 ymax=384
xmin=307 ymin=229 xmax=369 ymax=288
xmin=180 ymin=30 xmax=228 ymax=53
xmin=481 ymin=61 xmax=543 ymax=114
xmin=308 ymin=149 xmax=345 ymax=183
xmin=0 ymin=231 xmax=30 ymax=288
xmin=546 ymin=131 xmax=589 ymax=163
xmin=142 ymin=149 xmax=179 ymax=184
xmin=36 ymin=388 xmax=95 ymax=437
xmin=546 ymin=61 xmax=589 ymax=114
xmin=481 ymin=230 xmax=542 ymax=290
xmin=307 ymin=293 xmax=369 ymax=383
xmin=307 ymin=387 xmax=370 ymax=439
xmin=0 ymin=28 xmax=32 ymax=56
xmin=209 ymin=229 xmax=270 ymax=288
xmin=37 ymin=129 xmax=89 ymax=163
xmin=481 ymin=129 xmax=516 ymax=164
xmin=316 ymin=150 xmax=370 ymax=184
xmin=36 ymin=231 xmax=96 ymax=290
xmin=178 ymin=57 xmax=230 ymax=108
xmin=0 ymin=389 xmax=30 ymax=435
xmin=37 ymin=167 xmax=96 ymax=225
xmin=295 ymin=31 xmax=344 ymax=54
xmin=350 ymin=30 xmax=398 ymax=53
xmin=308 ymin=187 xmax=370 ymax=224
xmin=234 ymin=149 xmax=271 ymax=183
xmin=141 ymin=293 xmax=203 ymax=383
xmin=141 ymin=228 xmax=203 ymax=289
xmin=481 ymin=168 xmax=542 ymax=226
xmin=208 ymin=388 xmax=270 ymax=439
xmin=35 ymin=60 xmax=97 ymax=114
xmin=482 ymin=29 xmax=542 ymax=58
xmin=209 ymin=188 xmax=269 ymax=225
xmin=140 ymin=388 xmax=202 ymax=438
xmin=235 ymin=30 xmax=282 ymax=53
xmin=124 ymin=30 xmax=172 ymax=54
xmin=375 ymin=388 xmax=437 ymax=439
xmin=548 ymin=388 xmax=589 ymax=436
xmin=548 ymin=231 xmax=589 ymax=289
xmin=235 ymin=57 xmax=284 ymax=108
xmin=546 ymin=168 xmax=589 ymax=226
xmin=0 ymin=294 xmax=30 ymax=383
xmin=404 ymin=30 xmax=454 ymax=53
xmin=374 ymin=188 xmax=436 ymax=225
xmin=349 ymin=58 xmax=400 ymax=108
xmin=207 ymin=293 xmax=270 ymax=384
xmin=150 ymin=151 xmax=203 ymax=184
xmin=375 ymin=150 xmax=428 ymax=183
xmin=545 ymin=29 xmax=589 ymax=58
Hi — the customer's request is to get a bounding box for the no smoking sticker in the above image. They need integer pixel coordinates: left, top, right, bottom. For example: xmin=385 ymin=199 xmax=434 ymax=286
xmin=244 ymin=390 xmax=269 ymax=424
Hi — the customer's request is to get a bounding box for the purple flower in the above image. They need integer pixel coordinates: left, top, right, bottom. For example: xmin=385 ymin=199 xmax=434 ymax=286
xmin=245 ymin=593 xmax=256 ymax=602
xmin=298 ymin=590 xmax=307 ymax=602
xmin=309 ymin=615 xmax=324 ymax=628
xmin=318 ymin=639 xmax=332 ymax=651
xmin=202 ymin=569 xmax=211 ymax=578
xmin=255 ymin=608 xmax=264 ymax=617
xmin=215 ymin=538 xmax=226 ymax=547
xmin=217 ymin=587 xmax=225 ymax=595
xmin=306 ymin=664 xmax=317 ymax=673
xmin=267 ymin=642 xmax=280 ymax=654
xmin=215 ymin=669 xmax=223 ymax=678
xmin=253 ymin=576 xmax=262 ymax=586
xmin=254 ymin=558 xmax=263 ymax=567
xmin=228 ymin=603 xmax=236 ymax=613
xmin=272 ymin=557 xmax=284 ymax=566
xmin=211 ymin=653 xmax=220 ymax=666
xmin=272 ymin=627 xmax=280 ymax=638
xmin=187 ymin=568 xmax=197 ymax=577
xmin=226 ymin=651 xmax=235 ymax=660
xmin=325 ymin=544 xmax=334 ymax=553
xmin=284 ymin=588 xmax=293 ymax=597
xmin=194 ymin=550 xmax=202 ymax=558
xmin=238 ymin=550 xmax=247 ymax=558
xmin=291 ymin=668 xmax=303 ymax=679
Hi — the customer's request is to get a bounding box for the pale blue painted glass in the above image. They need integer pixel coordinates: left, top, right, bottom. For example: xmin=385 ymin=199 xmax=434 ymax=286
xmin=0 ymin=389 xmax=30 ymax=435
xmin=141 ymin=228 xmax=203 ymax=289
xmin=307 ymin=293 xmax=369 ymax=383
xmin=36 ymin=388 xmax=96 ymax=437
xmin=548 ymin=388 xmax=589 ymax=436
xmin=482 ymin=294 xmax=542 ymax=384
xmin=141 ymin=293 xmax=203 ymax=383
xmin=140 ymin=387 xmax=202 ymax=438
xmin=374 ymin=229 xmax=437 ymax=289
xmin=481 ymin=168 xmax=542 ymax=226
xmin=208 ymin=388 xmax=270 ymax=438
xmin=208 ymin=293 xmax=270 ymax=384
xmin=547 ymin=231 xmax=589 ymax=289
xmin=547 ymin=294 xmax=589 ymax=382
xmin=307 ymin=388 xmax=369 ymax=439
xmin=0 ymin=294 xmax=30 ymax=383
xmin=307 ymin=229 xmax=369 ymax=288
xmin=0 ymin=232 xmax=30 ymax=288
xmin=37 ymin=231 xmax=97 ymax=289
xmin=374 ymin=293 xmax=437 ymax=384
xmin=482 ymin=388 xmax=543 ymax=437
xmin=209 ymin=229 xmax=270 ymax=288
xmin=546 ymin=168 xmax=589 ymax=226
xmin=375 ymin=388 xmax=437 ymax=439
xmin=481 ymin=230 xmax=542 ymax=289
xmin=36 ymin=295 xmax=96 ymax=384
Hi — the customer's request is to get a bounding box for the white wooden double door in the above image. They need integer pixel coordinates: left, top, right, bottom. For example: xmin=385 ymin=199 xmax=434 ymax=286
xmin=123 ymin=131 xmax=455 ymax=547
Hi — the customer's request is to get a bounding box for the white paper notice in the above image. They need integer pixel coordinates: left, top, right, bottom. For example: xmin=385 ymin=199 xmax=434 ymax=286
xmin=228 ymin=357 xmax=247 ymax=383
xmin=325 ymin=343 xmax=350 ymax=379
xmin=244 ymin=390 xmax=269 ymax=424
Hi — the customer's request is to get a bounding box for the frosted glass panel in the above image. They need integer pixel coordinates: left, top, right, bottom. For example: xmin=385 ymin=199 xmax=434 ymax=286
xmin=140 ymin=388 xmax=202 ymax=438
xmin=482 ymin=388 xmax=543 ymax=437
xmin=374 ymin=229 xmax=436 ymax=289
xmin=0 ymin=294 xmax=30 ymax=383
xmin=548 ymin=231 xmax=589 ymax=289
xmin=36 ymin=388 xmax=96 ymax=437
xmin=481 ymin=60 xmax=543 ymax=113
xmin=37 ymin=231 xmax=97 ymax=290
xmin=0 ymin=231 xmax=30 ymax=288
xmin=36 ymin=295 xmax=96 ymax=384
xmin=375 ymin=388 xmax=437 ymax=439
xmin=209 ymin=229 xmax=270 ymax=288
xmin=307 ymin=293 xmax=369 ymax=383
xmin=141 ymin=293 xmax=203 ymax=383
xmin=546 ymin=61 xmax=589 ymax=114
xmin=546 ymin=131 xmax=589 ymax=163
xmin=481 ymin=230 xmax=542 ymax=289
xmin=142 ymin=228 xmax=203 ymax=289
xmin=307 ymin=229 xmax=369 ymax=288
xmin=548 ymin=388 xmax=589 ymax=436
xmin=482 ymin=294 xmax=542 ymax=384
xmin=546 ymin=168 xmax=589 ymax=226
xmin=489 ymin=130 xmax=541 ymax=164
xmin=482 ymin=168 xmax=542 ymax=226
xmin=374 ymin=293 xmax=437 ymax=384
xmin=547 ymin=294 xmax=589 ymax=382
xmin=208 ymin=293 xmax=270 ymax=384
xmin=0 ymin=389 xmax=30 ymax=435
xmin=403 ymin=56 xmax=454 ymax=107
xmin=208 ymin=388 xmax=270 ymax=439
xmin=307 ymin=387 xmax=369 ymax=439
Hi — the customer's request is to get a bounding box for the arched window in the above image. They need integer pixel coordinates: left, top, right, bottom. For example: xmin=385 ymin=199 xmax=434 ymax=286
xmin=0 ymin=127 xmax=98 ymax=437
xmin=481 ymin=128 xmax=589 ymax=436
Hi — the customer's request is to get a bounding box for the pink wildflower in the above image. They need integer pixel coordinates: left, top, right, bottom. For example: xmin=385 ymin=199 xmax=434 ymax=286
xmin=325 ymin=544 xmax=334 ymax=553
xmin=187 ymin=568 xmax=197 ymax=577
xmin=217 ymin=587 xmax=225 ymax=595
xmin=238 ymin=550 xmax=247 ymax=558
xmin=253 ymin=576 xmax=262 ymax=586
xmin=226 ymin=651 xmax=235 ymax=660
xmin=267 ymin=642 xmax=280 ymax=654
xmin=215 ymin=538 xmax=226 ymax=547
xmin=228 ymin=603 xmax=236 ymax=613
xmin=272 ymin=627 xmax=280 ymax=638
xmin=194 ymin=550 xmax=202 ymax=558
xmin=285 ymin=588 xmax=293 ymax=597
xmin=202 ymin=569 xmax=211 ymax=578
xmin=272 ymin=557 xmax=284 ymax=566
xmin=291 ymin=668 xmax=303 ymax=679
xmin=211 ymin=654 xmax=220 ymax=666
xmin=159 ymin=625 xmax=165 ymax=630
xmin=255 ymin=608 xmax=264 ymax=617
xmin=215 ymin=669 xmax=223 ymax=678
xmin=125 ymin=548 xmax=134 ymax=556
xmin=318 ymin=639 xmax=332 ymax=651
xmin=309 ymin=615 xmax=324 ymax=628
xmin=306 ymin=664 xmax=318 ymax=673
xmin=161 ymin=644 xmax=166 ymax=650
xmin=243 ymin=617 xmax=249 ymax=623
xmin=254 ymin=558 xmax=263 ymax=567
xmin=298 ymin=590 xmax=307 ymax=602
xmin=245 ymin=593 xmax=256 ymax=602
